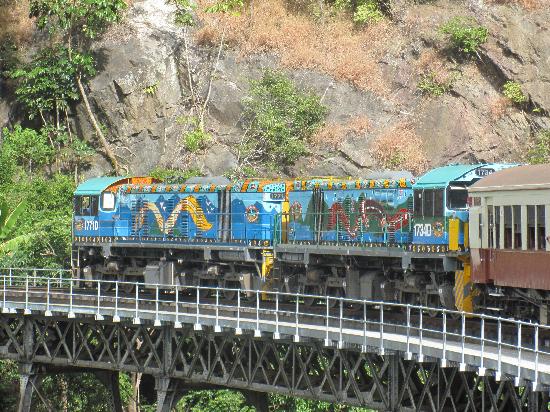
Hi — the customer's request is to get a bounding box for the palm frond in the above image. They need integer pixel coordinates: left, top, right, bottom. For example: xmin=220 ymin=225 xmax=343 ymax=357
xmin=0 ymin=200 xmax=26 ymax=239
xmin=0 ymin=233 xmax=35 ymax=254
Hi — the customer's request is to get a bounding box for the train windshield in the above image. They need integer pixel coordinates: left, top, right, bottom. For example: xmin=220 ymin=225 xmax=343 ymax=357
xmin=447 ymin=185 xmax=469 ymax=209
xmin=102 ymin=192 xmax=116 ymax=211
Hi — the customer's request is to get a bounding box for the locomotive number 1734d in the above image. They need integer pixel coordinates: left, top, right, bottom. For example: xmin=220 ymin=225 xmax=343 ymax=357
xmin=414 ymin=223 xmax=432 ymax=237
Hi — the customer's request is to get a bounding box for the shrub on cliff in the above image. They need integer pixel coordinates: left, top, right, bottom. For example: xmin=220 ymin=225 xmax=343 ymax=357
xmin=241 ymin=69 xmax=328 ymax=169
xmin=527 ymin=130 xmax=550 ymax=164
xmin=440 ymin=17 xmax=488 ymax=57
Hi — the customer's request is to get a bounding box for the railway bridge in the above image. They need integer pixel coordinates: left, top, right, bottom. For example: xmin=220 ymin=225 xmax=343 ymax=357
xmin=1 ymin=268 xmax=550 ymax=412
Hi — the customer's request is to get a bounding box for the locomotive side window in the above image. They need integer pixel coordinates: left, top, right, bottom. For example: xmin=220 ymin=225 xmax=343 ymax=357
xmin=537 ymin=205 xmax=546 ymax=250
xmin=75 ymin=195 xmax=99 ymax=216
xmin=423 ymin=189 xmax=434 ymax=217
xmin=102 ymin=192 xmax=116 ymax=211
xmin=413 ymin=189 xmax=444 ymax=217
xmin=447 ymin=185 xmax=469 ymax=209
xmin=434 ymin=190 xmax=444 ymax=216
xmin=414 ymin=190 xmax=423 ymax=217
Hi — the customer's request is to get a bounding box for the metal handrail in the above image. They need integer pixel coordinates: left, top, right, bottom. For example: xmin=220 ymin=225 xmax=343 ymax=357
xmin=0 ymin=271 xmax=549 ymax=386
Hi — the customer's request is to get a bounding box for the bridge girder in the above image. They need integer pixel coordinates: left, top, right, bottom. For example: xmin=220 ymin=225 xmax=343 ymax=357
xmin=0 ymin=314 xmax=547 ymax=412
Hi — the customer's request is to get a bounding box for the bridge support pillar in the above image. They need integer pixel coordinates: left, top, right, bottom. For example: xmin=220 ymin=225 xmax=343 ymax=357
xmin=387 ymin=354 xmax=399 ymax=412
xmin=95 ymin=371 xmax=123 ymax=412
xmin=242 ymin=390 xmax=269 ymax=412
xmin=155 ymin=377 xmax=185 ymax=412
xmin=17 ymin=363 xmax=42 ymax=412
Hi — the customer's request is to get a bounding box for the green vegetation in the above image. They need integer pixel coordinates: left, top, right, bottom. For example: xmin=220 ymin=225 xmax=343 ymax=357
xmin=21 ymin=0 xmax=127 ymax=173
xmin=502 ymin=80 xmax=528 ymax=104
xmin=149 ymin=167 xmax=204 ymax=181
xmin=168 ymin=0 xmax=196 ymax=26
xmin=417 ymin=72 xmax=454 ymax=97
xmin=177 ymin=116 xmax=212 ymax=152
xmin=9 ymin=46 xmax=95 ymax=123
xmin=440 ymin=17 xmax=488 ymax=56
xmin=205 ymin=0 xmax=245 ymax=14
xmin=353 ymin=1 xmax=384 ymax=24
xmin=527 ymin=130 xmax=550 ymax=164
xmin=241 ymin=69 xmax=327 ymax=170
xmin=0 ymin=39 xmax=19 ymax=74
xmin=183 ymin=127 xmax=212 ymax=151
xmin=314 ymin=0 xmax=388 ymax=23
xmin=177 ymin=390 xmax=254 ymax=412
xmin=0 ymin=199 xmax=27 ymax=254
xmin=143 ymin=82 xmax=159 ymax=96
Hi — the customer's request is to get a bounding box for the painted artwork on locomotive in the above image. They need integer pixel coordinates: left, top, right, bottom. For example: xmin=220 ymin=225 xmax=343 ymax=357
xmin=288 ymin=179 xmax=413 ymax=245
xmin=121 ymin=190 xmax=220 ymax=240
xmin=231 ymin=192 xmax=284 ymax=243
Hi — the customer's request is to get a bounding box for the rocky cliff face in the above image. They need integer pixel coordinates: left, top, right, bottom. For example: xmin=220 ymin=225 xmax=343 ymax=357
xmin=2 ymin=0 xmax=549 ymax=177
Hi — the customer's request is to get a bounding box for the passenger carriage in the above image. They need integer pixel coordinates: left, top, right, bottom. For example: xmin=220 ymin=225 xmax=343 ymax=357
xmin=468 ymin=164 xmax=550 ymax=321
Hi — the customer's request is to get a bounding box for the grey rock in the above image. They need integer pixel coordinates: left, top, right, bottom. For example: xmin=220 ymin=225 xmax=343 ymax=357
xmin=60 ymin=0 xmax=550 ymax=178
xmin=200 ymin=145 xmax=238 ymax=176
xmin=339 ymin=137 xmax=375 ymax=169
xmin=481 ymin=7 xmax=550 ymax=112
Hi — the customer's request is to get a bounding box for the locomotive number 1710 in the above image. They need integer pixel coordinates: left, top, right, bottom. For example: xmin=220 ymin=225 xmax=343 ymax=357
xmin=414 ymin=223 xmax=432 ymax=237
xmin=84 ymin=220 xmax=99 ymax=231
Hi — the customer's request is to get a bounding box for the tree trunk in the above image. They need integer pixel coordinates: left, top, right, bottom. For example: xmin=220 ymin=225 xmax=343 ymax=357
xmin=60 ymin=376 xmax=68 ymax=412
xmin=127 ymin=372 xmax=142 ymax=412
xmin=76 ymin=75 xmax=121 ymax=174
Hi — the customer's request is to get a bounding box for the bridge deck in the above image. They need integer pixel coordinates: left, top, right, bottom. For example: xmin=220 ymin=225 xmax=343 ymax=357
xmin=1 ymin=274 xmax=549 ymax=389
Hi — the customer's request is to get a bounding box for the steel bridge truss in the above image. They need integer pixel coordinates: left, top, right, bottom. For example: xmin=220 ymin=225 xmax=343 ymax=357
xmin=0 ymin=314 xmax=547 ymax=412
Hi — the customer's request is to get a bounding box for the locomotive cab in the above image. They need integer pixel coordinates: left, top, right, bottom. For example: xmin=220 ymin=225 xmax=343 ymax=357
xmin=412 ymin=164 xmax=517 ymax=253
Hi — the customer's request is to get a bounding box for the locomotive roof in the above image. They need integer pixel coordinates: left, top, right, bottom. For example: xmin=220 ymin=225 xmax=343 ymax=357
xmin=120 ymin=176 xmax=415 ymax=193
xmin=75 ymin=177 xmax=128 ymax=195
xmin=413 ymin=164 xmax=517 ymax=189
xmin=75 ymin=177 xmax=159 ymax=195
xmin=289 ymin=177 xmax=413 ymax=190
xmin=469 ymin=164 xmax=550 ymax=192
xmin=121 ymin=179 xmax=287 ymax=193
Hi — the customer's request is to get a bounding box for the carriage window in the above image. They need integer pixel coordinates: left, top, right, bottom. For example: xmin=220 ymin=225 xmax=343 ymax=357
xmin=513 ymin=205 xmax=522 ymax=249
xmin=414 ymin=190 xmax=423 ymax=217
xmin=478 ymin=213 xmax=483 ymax=242
xmin=488 ymin=206 xmax=494 ymax=248
xmin=75 ymin=196 xmax=98 ymax=216
xmin=504 ymin=206 xmax=512 ymax=249
xmin=447 ymin=185 xmax=469 ymax=209
xmin=102 ymin=192 xmax=116 ymax=211
xmin=495 ymin=206 xmax=500 ymax=249
xmin=537 ymin=205 xmax=546 ymax=250
xmin=528 ymin=205 xmax=536 ymax=250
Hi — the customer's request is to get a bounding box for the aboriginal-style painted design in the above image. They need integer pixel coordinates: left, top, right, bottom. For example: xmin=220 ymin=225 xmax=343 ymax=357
xmin=288 ymin=187 xmax=413 ymax=244
xmin=133 ymin=196 xmax=213 ymax=234
xmin=230 ymin=192 xmax=284 ymax=242
xmin=290 ymin=178 xmax=413 ymax=191
xmin=126 ymin=191 xmax=220 ymax=239
xmin=121 ymin=180 xmax=288 ymax=194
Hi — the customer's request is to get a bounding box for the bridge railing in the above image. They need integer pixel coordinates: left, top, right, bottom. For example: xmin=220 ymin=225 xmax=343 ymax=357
xmin=0 ymin=268 xmax=71 ymax=287
xmin=1 ymin=272 xmax=550 ymax=386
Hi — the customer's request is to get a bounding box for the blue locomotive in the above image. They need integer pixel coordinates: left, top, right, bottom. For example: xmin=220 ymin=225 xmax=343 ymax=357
xmin=72 ymin=164 xmax=514 ymax=310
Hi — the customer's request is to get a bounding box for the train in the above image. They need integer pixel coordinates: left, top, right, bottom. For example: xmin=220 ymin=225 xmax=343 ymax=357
xmin=71 ymin=163 xmax=550 ymax=320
